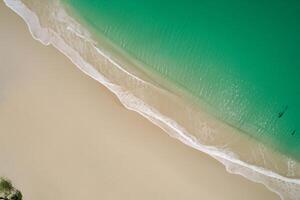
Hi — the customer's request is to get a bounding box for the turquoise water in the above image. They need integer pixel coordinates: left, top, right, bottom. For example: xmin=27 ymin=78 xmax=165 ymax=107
xmin=63 ymin=0 xmax=300 ymax=159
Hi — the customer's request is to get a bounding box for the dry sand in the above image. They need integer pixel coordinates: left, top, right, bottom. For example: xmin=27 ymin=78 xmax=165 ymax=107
xmin=0 ymin=2 xmax=280 ymax=200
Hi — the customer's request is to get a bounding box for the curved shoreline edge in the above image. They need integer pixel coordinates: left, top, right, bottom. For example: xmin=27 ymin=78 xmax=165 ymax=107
xmin=3 ymin=0 xmax=299 ymax=199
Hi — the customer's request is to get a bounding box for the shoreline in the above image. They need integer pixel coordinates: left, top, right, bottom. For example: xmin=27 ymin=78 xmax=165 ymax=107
xmin=2 ymin=0 xmax=300 ymax=199
xmin=0 ymin=2 xmax=280 ymax=199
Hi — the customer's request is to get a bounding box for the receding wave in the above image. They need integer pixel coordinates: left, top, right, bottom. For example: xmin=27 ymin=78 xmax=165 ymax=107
xmin=4 ymin=0 xmax=300 ymax=199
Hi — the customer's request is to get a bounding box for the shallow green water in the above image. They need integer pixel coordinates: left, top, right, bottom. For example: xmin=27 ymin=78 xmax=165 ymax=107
xmin=63 ymin=0 xmax=300 ymax=159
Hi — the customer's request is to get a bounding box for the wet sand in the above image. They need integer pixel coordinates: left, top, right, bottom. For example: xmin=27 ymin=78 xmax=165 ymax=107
xmin=0 ymin=2 xmax=279 ymax=200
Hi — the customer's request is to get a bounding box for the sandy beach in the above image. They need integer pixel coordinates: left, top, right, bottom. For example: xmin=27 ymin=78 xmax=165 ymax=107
xmin=0 ymin=2 xmax=280 ymax=200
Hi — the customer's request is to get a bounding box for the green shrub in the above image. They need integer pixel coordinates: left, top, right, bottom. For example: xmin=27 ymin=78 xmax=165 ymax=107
xmin=0 ymin=178 xmax=22 ymax=200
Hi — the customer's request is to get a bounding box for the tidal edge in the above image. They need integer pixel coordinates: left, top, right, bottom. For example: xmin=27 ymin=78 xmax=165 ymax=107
xmin=3 ymin=0 xmax=300 ymax=199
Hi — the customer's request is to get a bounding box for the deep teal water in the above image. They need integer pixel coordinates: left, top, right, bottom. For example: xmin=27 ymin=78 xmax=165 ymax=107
xmin=63 ymin=0 xmax=300 ymax=159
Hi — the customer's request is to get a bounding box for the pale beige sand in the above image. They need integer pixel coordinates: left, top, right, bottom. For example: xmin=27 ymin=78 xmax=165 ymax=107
xmin=0 ymin=2 xmax=280 ymax=200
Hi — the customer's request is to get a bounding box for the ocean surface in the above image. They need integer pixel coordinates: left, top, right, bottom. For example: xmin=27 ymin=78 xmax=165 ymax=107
xmin=63 ymin=0 xmax=300 ymax=159
xmin=4 ymin=0 xmax=300 ymax=199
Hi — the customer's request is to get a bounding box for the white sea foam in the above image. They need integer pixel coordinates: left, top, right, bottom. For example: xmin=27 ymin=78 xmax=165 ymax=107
xmin=3 ymin=0 xmax=300 ymax=199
